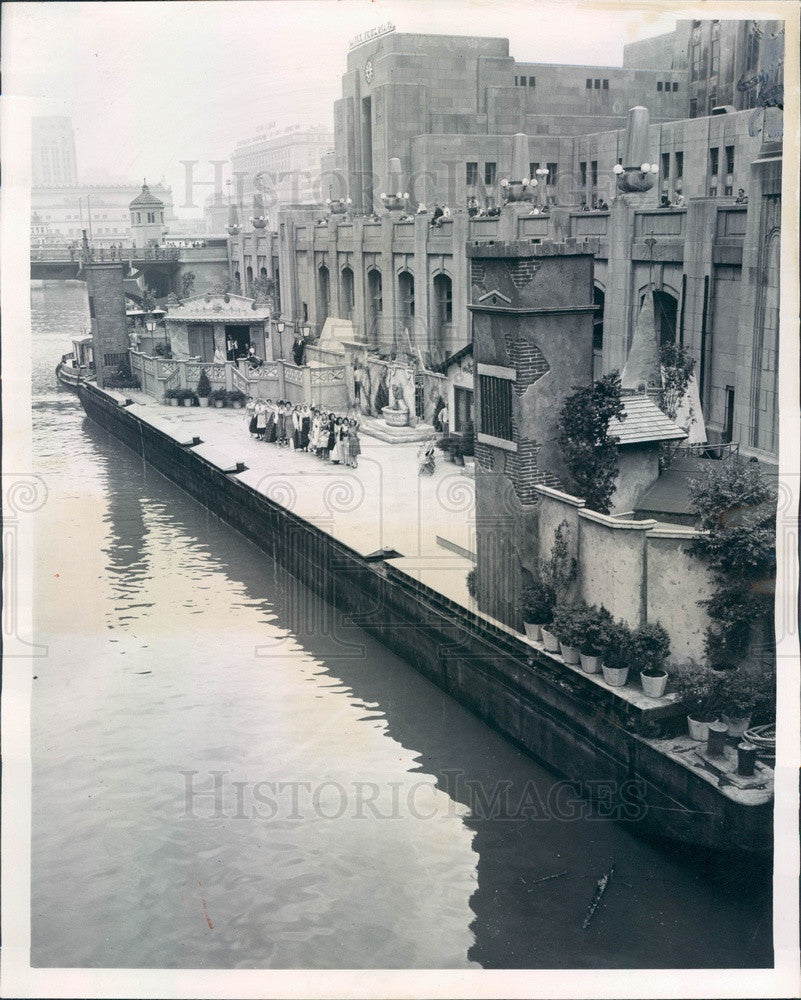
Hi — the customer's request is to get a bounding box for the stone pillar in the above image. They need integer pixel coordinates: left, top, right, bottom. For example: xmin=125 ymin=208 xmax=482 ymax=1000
xmin=84 ymin=259 xmax=129 ymax=389
xmin=603 ymin=195 xmax=636 ymax=374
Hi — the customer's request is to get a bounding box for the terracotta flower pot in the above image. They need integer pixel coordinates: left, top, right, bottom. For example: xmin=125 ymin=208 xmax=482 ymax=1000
xmin=560 ymin=642 xmax=580 ymax=665
xmin=602 ymin=664 xmax=629 ymax=687
xmin=579 ymin=652 xmax=601 ymax=674
xmin=523 ymin=622 xmax=542 ymax=642
xmin=541 ymin=627 xmax=560 ymax=653
xmin=640 ymin=670 xmax=668 ymax=699
xmin=687 ymin=715 xmax=717 ymax=742
xmin=722 ymin=714 xmax=751 ymax=738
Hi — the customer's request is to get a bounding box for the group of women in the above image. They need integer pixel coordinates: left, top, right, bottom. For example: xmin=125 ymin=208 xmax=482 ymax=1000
xmin=246 ymin=399 xmax=361 ymax=468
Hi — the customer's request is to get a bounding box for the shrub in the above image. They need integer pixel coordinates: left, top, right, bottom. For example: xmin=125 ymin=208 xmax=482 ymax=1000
xmin=551 ymin=602 xmax=592 ymax=648
xmin=226 ymin=389 xmax=246 ymax=405
xmin=580 ymin=605 xmax=615 ymax=656
xmin=180 ymin=389 xmax=197 ymax=404
xmin=601 ymin=620 xmax=633 ymax=672
xmin=466 ymin=567 xmax=477 ymax=598
xmin=209 ymin=388 xmax=227 ymax=404
xmin=165 ymin=387 xmax=181 ymax=400
xmin=717 ymin=662 xmax=776 ymax=723
xmin=538 ymin=520 xmax=577 ymax=602
xmin=519 ymin=579 xmax=556 ymax=625
xmin=436 ymin=436 xmax=455 ymax=451
xmin=689 ymin=460 xmax=776 ymax=667
xmin=197 ymin=371 xmax=212 ymax=398
xmin=558 ymin=371 xmax=625 ymax=514
xmin=630 ymin=622 xmax=671 ymax=675
xmin=670 ymin=661 xmax=721 ymax=721
xmin=154 ymin=341 xmax=172 ymax=359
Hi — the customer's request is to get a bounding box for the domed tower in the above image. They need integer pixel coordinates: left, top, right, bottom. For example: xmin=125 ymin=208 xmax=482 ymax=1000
xmin=129 ymin=181 xmax=165 ymax=248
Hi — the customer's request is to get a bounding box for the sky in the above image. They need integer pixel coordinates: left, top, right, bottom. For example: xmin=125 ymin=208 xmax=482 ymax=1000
xmin=5 ymin=0 xmax=680 ymax=217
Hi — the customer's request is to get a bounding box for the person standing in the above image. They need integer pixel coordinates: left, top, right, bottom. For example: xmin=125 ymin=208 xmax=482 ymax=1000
xmin=255 ymin=400 xmax=267 ymax=441
xmin=300 ymin=405 xmax=311 ymax=451
xmin=347 ymin=418 xmax=361 ymax=469
xmin=264 ymin=399 xmax=276 ymax=443
xmin=246 ymin=396 xmax=257 ymax=437
xmin=439 ymin=401 xmax=450 ymax=437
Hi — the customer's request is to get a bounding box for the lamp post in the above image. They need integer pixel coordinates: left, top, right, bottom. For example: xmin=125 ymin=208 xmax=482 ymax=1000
xmin=275 ymin=320 xmax=286 ymax=360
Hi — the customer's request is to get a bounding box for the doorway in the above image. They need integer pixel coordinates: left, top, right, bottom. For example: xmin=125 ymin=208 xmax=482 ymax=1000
xmin=453 ymin=386 xmax=474 ymax=432
xmin=225 ymin=324 xmax=250 ymax=361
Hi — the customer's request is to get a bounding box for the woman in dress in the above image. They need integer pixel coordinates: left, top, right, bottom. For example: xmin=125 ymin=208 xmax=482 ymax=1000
xmin=323 ymin=412 xmax=336 ymax=460
xmin=276 ymin=402 xmax=287 ymax=446
xmin=255 ymin=400 xmax=267 ymax=441
xmin=347 ymin=418 xmax=361 ymax=469
xmin=300 ymin=405 xmax=311 ymax=451
xmin=263 ymin=399 xmax=276 ymax=444
xmin=336 ymin=419 xmax=349 ymax=466
xmin=246 ymin=396 xmax=257 ymax=437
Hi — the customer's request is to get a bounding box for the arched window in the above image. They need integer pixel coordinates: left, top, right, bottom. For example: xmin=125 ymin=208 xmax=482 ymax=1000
xmin=398 ymin=270 xmax=415 ymax=323
xmin=593 ymin=285 xmax=605 ymax=380
xmin=246 ymin=265 xmax=253 ymax=292
xmin=432 ymin=273 xmax=453 ymax=350
xmin=367 ymin=268 xmax=383 ymax=346
xmin=318 ymin=265 xmax=330 ymax=323
xmin=340 ymin=266 xmax=354 ymax=317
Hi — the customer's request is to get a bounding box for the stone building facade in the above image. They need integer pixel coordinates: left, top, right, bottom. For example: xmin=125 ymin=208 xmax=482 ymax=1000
xmin=227 ymin=25 xmax=784 ymax=464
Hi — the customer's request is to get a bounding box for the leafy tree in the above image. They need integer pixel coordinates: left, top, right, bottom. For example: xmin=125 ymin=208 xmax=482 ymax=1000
xmin=658 ymin=343 xmax=695 ymax=421
xmin=140 ymin=286 xmax=157 ymax=315
xmin=180 ymin=271 xmax=196 ymax=298
xmin=558 ymin=371 xmax=625 ymax=514
xmin=689 ymin=460 xmax=776 ymax=666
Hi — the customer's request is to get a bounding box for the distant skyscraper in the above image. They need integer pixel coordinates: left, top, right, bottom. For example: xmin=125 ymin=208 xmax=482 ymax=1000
xmin=32 ymin=116 xmax=78 ymax=187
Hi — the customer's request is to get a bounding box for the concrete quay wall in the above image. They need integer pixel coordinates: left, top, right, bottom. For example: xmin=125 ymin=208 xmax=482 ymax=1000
xmin=78 ymin=381 xmax=772 ymax=854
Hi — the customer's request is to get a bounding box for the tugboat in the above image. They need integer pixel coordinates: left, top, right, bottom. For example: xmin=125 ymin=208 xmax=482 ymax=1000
xmin=55 ymin=334 xmax=96 ymax=390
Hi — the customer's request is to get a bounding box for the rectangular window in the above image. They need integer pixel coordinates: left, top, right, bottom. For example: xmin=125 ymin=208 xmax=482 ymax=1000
xmin=689 ymin=98 xmax=698 ymax=118
xmin=579 ymin=161 xmax=587 ymax=188
xmin=479 ymin=374 xmax=513 ymax=441
xmin=672 ymin=81 xmax=679 ymax=92
xmin=661 ymin=152 xmax=670 ymax=183
xmin=484 ymin=162 xmax=497 ymax=187
xmin=586 ymin=78 xmax=592 ymax=89
xmin=708 ymin=90 xmax=717 ymax=114
xmin=710 ymin=38 xmax=720 ymax=76
xmin=723 ymin=385 xmax=735 ymax=443
xmin=725 ymin=145 xmax=735 ymax=174
xmin=528 ymin=76 xmax=535 ymax=87
xmin=657 ymin=81 xmax=663 ymax=92
xmin=594 ymin=78 xmax=600 ymax=89
xmin=602 ymin=79 xmax=609 ymax=89
xmin=691 ymin=45 xmax=701 ymax=81
xmin=591 ymin=160 xmax=598 ymax=188
xmin=88 ymin=295 xmax=95 ymax=319
xmin=547 ymin=162 xmax=558 ymax=185
xmin=529 ymin=162 xmax=539 ymax=179
xmin=466 ymin=162 xmax=478 ymax=186
xmin=709 ymin=147 xmax=719 ymax=175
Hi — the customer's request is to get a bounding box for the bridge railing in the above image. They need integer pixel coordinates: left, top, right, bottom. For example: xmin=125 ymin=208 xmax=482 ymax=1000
xmin=31 ymin=244 xmax=180 ymax=263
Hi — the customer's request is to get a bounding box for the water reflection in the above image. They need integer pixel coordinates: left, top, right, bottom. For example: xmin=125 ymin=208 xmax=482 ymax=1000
xmin=75 ymin=415 xmax=772 ymax=970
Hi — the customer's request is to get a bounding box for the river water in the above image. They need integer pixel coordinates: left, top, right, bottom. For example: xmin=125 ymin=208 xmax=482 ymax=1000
xmin=29 ymin=280 xmax=772 ymax=970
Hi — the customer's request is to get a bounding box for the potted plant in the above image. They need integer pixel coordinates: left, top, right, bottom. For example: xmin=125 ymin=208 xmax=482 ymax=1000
xmin=165 ymin=387 xmax=181 ymax=407
xmin=197 ymin=370 xmax=212 ymax=407
xmin=181 ymin=388 xmax=197 ymax=407
xmin=436 ymin=436 xmax=455 ymax=461
xmin=600 ymin=620 xmax=633 ymax=687
xmin=578 ymin=605 xmax=614 ymax=674
xmin=671 ymin=661 xmax=721 ymax=741
xmin=718 ymin=662 xmax=775 ymax=737
xmin=210 ymin=388 xmax=227 ymax=408
xmin=226 ymin=389 xmax=246 ymax=409
xmin=451 ymin=439 xmax=465 ymax=467
xmin=551 ymin=602 xmax=587 ymax=665
xmin=519 ymin=579 xmax=555 ymax=643
xmin=631 ymin=621 xmax=671 ymax=698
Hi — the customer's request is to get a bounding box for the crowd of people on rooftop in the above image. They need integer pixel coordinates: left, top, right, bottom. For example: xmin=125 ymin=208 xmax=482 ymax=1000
xmin=246 ymin=399 xmax=362 ymax=468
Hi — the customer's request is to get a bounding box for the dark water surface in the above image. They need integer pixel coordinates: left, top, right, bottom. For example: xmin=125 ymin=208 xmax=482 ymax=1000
xmin=30 ymin=281 xmax=772 ymax=969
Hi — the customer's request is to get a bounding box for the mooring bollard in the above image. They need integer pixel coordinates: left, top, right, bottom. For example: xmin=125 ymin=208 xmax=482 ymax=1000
xmin=707 ymin=721 xmax=728 ymax=757
xmin=737 ymin=742 xmax=758 ymax=776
